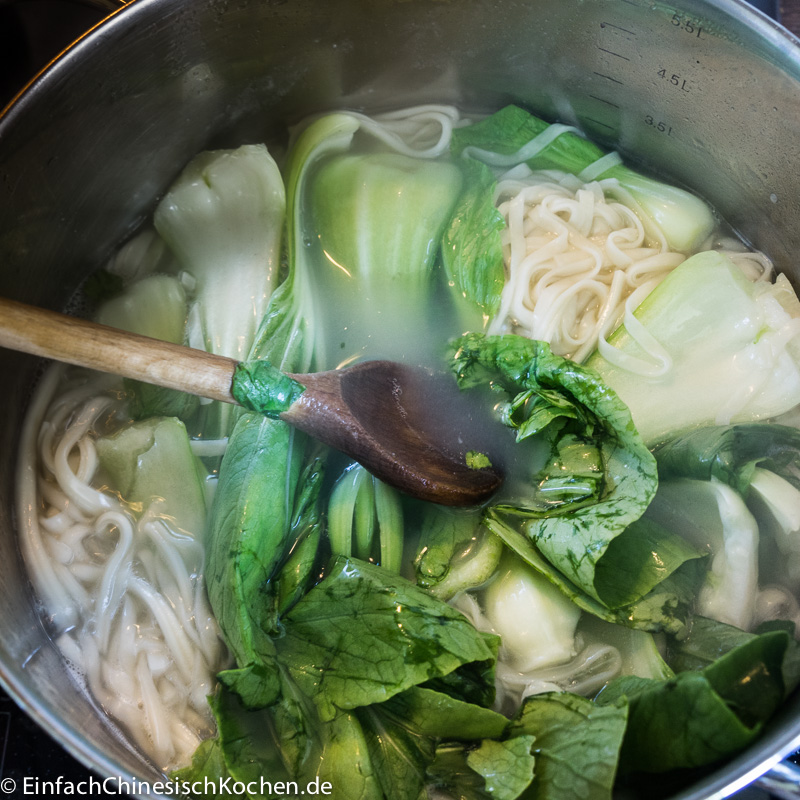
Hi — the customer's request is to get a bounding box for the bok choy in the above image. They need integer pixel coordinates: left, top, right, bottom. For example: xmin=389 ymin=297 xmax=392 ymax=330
xmin=154 ymin=144 xmax=285 ymax=436
xmin=450 ymin=104 xmax=715 ymax=253
xmin=441 ymin=105 xmax=716 ymax=321
xmin=449 ymin=332 xmax=703 ymax=624
xmin=587 ymin=250 xmax=800 ymax=446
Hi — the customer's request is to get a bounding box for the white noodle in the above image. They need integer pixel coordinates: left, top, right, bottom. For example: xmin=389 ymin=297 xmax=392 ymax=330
xmin=17 ymin=365 xmax=228 ymax=771
xmin=493 ymin=644 xmax=623 ymax=714
xmin=488 ymin=169 xmax=687 ymax=362
xmin=489 ymin=167 xmax=777 ymax=370
xmin=340 ymin=105 xmax=462 ymax=159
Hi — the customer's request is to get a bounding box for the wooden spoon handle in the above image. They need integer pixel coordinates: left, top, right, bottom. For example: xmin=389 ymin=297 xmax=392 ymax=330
xmin=0 ymin=297 xmax=239 ymax=405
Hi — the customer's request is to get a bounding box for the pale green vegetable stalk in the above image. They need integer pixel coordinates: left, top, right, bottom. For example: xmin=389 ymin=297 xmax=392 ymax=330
xmin=327 ymin=464 xmax=404 ymax=573
xmin=646 ymin=478 xmax=759 ymax=631
xmin=247 ymin=113 xmax=361 ymax=372
xmin=96 ymin=416 xmax=208 ymax=536
xmin=102 ymin=226 xmax=176 ymax=283
xmin=154 ymin=144 xmax=285 ymax=436
xmin=655 ymin=422 xmax=800 ymax=604
xmin=413 ymin=504 xmax=504 ymax=600
xmin=306 ymin=144 xmax=462 ymax=366
xmin=482 ymin=555 xmax=581 ymax=672
xmin=749 ymin=467 xmax=800 ymax=582
xmin=579 ymin=616 xmax=673 ymax=682
xmin=95 ymin=246 xmax=199 ymax=422
xmin=587 ymin=250 xmax=800 ymax=446
xmin=96 ymin=273 xmax=188 ymax=344
xmin=311 ymin=151 xmax=463 ymax=287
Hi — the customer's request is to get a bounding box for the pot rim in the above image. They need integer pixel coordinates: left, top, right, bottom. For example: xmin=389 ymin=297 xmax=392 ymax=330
xmin=3 ymin=1 xmax=800 ymax=798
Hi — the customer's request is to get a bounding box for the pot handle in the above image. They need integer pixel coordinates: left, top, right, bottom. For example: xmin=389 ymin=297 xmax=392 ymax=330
xmin=755 ymin=759 xmax=800 ymax=799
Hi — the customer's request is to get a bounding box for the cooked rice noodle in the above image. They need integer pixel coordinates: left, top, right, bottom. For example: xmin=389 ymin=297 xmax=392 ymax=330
xmin=452 ymin=591 xmax=622 ymax=714
xmin=487 ymin=166 xmax=774 ymax=365
xmin=17 ymin=365 xmax=228 ymax=770
xmin=493 ymin=645 xmax=623 ymax=715
xmin=487 ymin=168 xmax=686 ymax=362
xmin=297 ymin=104 xmax=462 ymax=161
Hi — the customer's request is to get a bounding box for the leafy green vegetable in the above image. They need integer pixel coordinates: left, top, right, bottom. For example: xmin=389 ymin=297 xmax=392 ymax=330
xmin=209 ymin=686 xmax=293 ymax=791
xmin=358 ymin=705 xmax=432 ymax=800
xmin=672 ymin=617 xmax=800 ymax=695
xmin=508 ymin=693 xmax=628 ymax=800
xmin=598 ymin=625 xmax=800 ymax=773
xmin=208 ymin=110 xmax=468 ymax=675
xmin=646 ymin=478 xmax=759 ymax=630
xmin=467 ymin=737 xmax=537 ymax=799
xmin=413 ymin=505 xmax=503 ymax=600
xmin=206 ymin=415 xmax=308 ymax=665
xmin=485 ymin=510 xmax=700 ymax=634
xmin=381 ymin=686 xmax=509 ymax=741
xmin=414 ymin=506 xmax=479 ymax=588
xmin=279 ymin=557 xmax=497 ymax=721
xmin=204 ymin=122 xmax=349 ymax=668
xmin=587 ymin=251 xmax=800 ymax=445
xmin=275 ymin=458 xmax=325 ymax=618
xmin=655 ymin=422 xmax=800 ymax=495
xmin=442 ymin=158 xmax=506 ymax=324
xmin=451 ymin=104 xmax=715 ymax=252
xmin=171 ymin=738 xmax=234 ymax=799
xmin=124 ymin=380 xmax=200 ymax=423
xmin=189 ymin=556 xmax=518 ymax=800
xmin=449 ymin=333 xmax=700 ymax=610
xmin=652 ymin=423 xmax=800 ymax=628
xmin=427 ymin=738 xmax=536 ymax=800
xmin=669 ymin=615 xmax=768 ymax=673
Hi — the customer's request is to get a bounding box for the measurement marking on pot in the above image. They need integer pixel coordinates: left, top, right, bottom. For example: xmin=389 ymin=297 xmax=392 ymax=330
xmin=644 ymin=115 xmax=674 ymax=135
xmin=589 ymin=94 xmax=621 ymax=109
xmin=658 ymin=69 xmax=691 ymax=92
xmin=584 ymin=117 xmax=616 ymax=132
xmin=671 ymin=13 xmax=705 ymax=38
xmin=599 ymin=21 xmax=637 ymax=37
xmin=598 ymin=47 xmax=631 ymax=61
xmin=593 ymin=71 xmax=625 ymax=86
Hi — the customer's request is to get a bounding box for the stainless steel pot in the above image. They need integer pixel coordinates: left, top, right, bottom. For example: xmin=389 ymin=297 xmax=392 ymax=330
xmin=2 ymin=0 xmax=800 ymax=797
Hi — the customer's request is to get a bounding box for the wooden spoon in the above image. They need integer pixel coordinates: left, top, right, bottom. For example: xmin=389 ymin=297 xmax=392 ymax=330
xmin=0 ymin=297 xmax=502 ymax=506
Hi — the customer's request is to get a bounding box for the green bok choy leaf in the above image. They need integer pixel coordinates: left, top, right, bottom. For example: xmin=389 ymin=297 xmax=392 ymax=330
xmin=449 ymin=333 xmax=703 ymax=616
